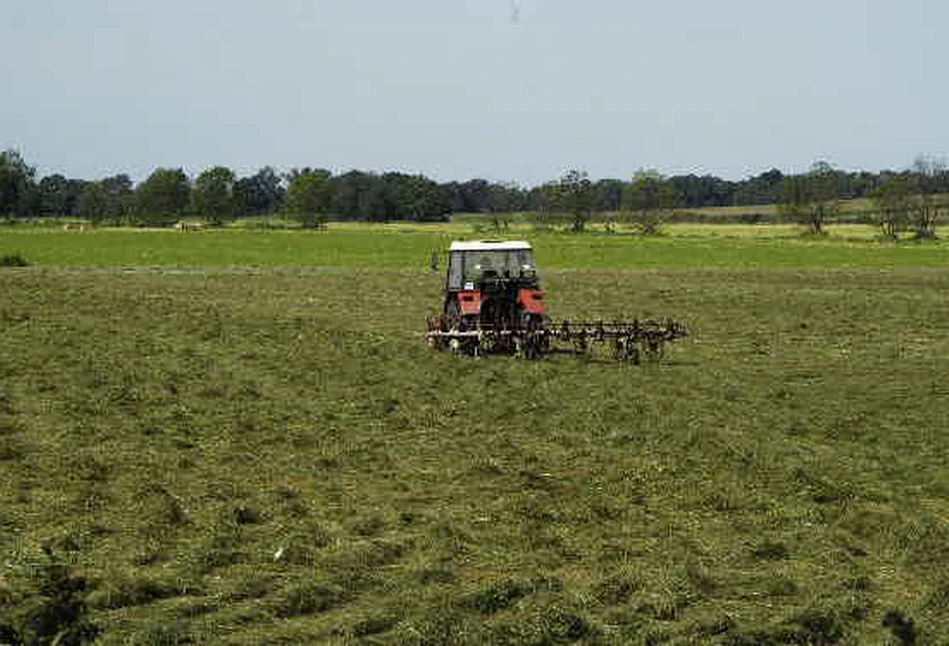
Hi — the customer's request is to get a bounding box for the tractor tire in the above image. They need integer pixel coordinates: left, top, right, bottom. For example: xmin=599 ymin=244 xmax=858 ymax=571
xmin=445 ymin=300 xmax=480 ymax=356
xmin=445 ymin=300 xmax=462 ymax=331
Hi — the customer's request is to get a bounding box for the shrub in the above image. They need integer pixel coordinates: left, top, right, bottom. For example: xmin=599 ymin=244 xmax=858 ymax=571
xmin=0 ymin=253 xmax=28 ymax=267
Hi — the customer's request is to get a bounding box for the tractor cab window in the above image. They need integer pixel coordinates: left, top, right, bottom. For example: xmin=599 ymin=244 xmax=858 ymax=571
xmin=448 ymin=249 xmax=536 ymax=289
xmin=448 ymin=251 xmax=464 ymax=290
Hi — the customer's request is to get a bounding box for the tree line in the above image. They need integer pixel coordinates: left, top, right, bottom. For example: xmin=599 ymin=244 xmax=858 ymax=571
xmin=1 ymin=149 xmax=947 ymax=235
xmin=0 ymin=154 xmax=453 ymax=227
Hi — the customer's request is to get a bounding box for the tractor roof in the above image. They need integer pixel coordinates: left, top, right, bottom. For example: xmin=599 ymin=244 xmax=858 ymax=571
xmin=450 ymin=240 xmax=533 ymax=252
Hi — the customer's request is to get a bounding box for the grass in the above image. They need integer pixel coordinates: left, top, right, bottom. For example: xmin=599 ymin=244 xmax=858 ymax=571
xmin=1 ymin=225 xmax=949 ymax=644
xmin=1 ymin=223 xmax=947 ymax=270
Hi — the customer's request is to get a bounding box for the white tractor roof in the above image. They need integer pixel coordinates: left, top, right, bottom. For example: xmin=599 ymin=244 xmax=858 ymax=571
xmin=450 ymin=240 xmax=533 ymax=252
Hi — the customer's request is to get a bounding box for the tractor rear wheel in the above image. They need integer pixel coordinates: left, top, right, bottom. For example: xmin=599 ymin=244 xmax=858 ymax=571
xmin=446 ymin=299 xmax=480 ymax=356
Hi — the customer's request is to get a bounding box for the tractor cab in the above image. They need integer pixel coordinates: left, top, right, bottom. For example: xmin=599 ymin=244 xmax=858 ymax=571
xmin=443 ymin=241 xmax=547 ymax=340
xmin=446 ymin=240 xmax=538 ymax=291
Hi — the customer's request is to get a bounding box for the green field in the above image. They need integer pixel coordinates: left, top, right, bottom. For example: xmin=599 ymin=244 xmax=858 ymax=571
xmin=2 ymin=227 xmax=949 ymax=644
xmin=1 ymin=223 xmax=947 ymax=269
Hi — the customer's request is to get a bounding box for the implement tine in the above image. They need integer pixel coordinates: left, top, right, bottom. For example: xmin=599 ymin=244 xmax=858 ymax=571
xmin=479 ymin=316 xmax=687 ymax=361
xmin=561 ymin=320 xmax=571 ymax=339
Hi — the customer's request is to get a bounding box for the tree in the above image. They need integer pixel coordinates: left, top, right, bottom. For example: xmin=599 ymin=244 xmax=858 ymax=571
xmin=77 ymin=182 xmax=107 ymax=221
xmin=192 ymin=166 xmax=236 ymax=225
xmin=382 ymin=173 xmax=452 ymax=221
xmin=100 ymin=174 xmax=134 ymax=222
xmin=624 ymin=169 xmax=675 ymax=235
xmin=872 ymin=175 xmax=913 ymax=239
xmin=778 ymin=161 xmax=840 ymax=235
xmin=733 ymin=168 xmax=785 ymax=205
xmin=555 ymin=169 xmax=594 ymax=233
xmin=909 ymin=155 xmax=946 ymax=239
xmin=135 ymin=168 xmax=191 ymax=225
xmin=486 ymin=182 xmax=525 ymax=215
xmin=805 ymin=161 xmax=841 ymax=235
xmin=286 ymin=168 xmax=332 ymax=228
xmin=233 ymin=167 xmax=284 ymax=216
xmin=445 ymin=179 xmax=491 ymax=213
xmin=778 ymin=175 xmax=811 ymax=231
xmin=526 ymin=182 xmax=559 ymax=230
xmin=594 ymin=179 xmax=624 ymax=212
xmin=38 ymin=174 xmax=71 ymax=216
xmin=0 ymin=149 xmax=36 ymax=217
xmin=331 ymin=170 xmax=387 ymax=221
xmin=670 ymin=174 xmax=735 ymax=208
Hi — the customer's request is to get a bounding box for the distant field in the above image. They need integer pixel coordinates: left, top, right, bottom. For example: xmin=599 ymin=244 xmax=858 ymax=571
xmin=676 ymin=197 xmax=878 ymax=220
xmin=1 ymin=223 xmax=946 ymax=269
xmin=2 ymin=227 xmax=949 ymax=644
xmin=452 ymin=195 xmax=887 ymax=225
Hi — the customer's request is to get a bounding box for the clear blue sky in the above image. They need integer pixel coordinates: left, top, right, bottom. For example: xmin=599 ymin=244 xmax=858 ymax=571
xmin=2 ymin=0 xmax=946 ymax=185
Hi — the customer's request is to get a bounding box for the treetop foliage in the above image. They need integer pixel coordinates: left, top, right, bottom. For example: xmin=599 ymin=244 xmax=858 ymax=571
xmin=2 ymin=149 xmax=948 ymax=225
xmin=625 ymin=170 xmax=676 ymax=235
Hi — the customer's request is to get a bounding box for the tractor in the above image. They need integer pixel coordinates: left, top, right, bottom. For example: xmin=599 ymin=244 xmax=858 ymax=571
xmin=426 ymin=240 xmax=686 ymax=361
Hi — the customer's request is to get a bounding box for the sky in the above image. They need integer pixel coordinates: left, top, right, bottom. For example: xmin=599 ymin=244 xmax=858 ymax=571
xmin=2 ymin=0 xmax=947 ymax=186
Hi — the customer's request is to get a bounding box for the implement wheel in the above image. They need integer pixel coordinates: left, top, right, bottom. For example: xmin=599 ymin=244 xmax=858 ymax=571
xmin=426 ymin=316 xmax=448 ymax=350
xmin=626 ymin=339 xmax=641 ymax=364
xmin=519 ymin=313 xmax=546 ymax=360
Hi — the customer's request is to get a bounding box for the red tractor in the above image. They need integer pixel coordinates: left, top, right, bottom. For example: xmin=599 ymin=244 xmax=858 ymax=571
xmin=426 ymin=240 xmax=686 ymax=361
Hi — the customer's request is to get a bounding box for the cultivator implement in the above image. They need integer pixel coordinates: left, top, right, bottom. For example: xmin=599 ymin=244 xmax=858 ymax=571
xmin=426 ymin=317 xmax=687 ymax=362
